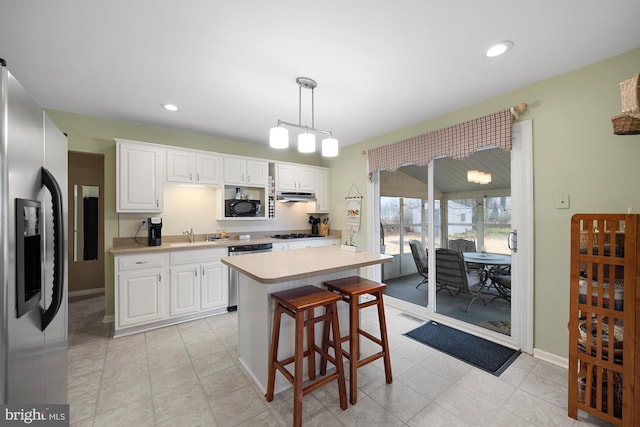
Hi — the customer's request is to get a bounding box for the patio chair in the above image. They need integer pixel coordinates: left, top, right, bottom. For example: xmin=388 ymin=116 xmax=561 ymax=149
xmin=448 ymin=238 xmax=482 ymax=275
xmin=448 ymin=238 xmax=477 ymax=252
xmin=408 ymin=240 xmax=428 ymax=289
xmin=488 ymin=266 xmax=511 ymax=304
xmin=435 ymin=248 xmax=486 ymax=312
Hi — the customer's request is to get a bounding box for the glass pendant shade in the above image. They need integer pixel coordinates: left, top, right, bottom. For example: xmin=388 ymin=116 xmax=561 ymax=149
xmin=269 ymin=126 xmax=289 ymax=149
xmin=298 ymin=132 xmax=316 ymax=153
xmin=321 ymin=137 xmax=339 ymax=157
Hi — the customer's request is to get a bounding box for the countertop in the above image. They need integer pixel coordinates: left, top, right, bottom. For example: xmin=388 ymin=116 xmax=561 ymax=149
xmin=221 ymin=246 xmax=392 ymax=284
xmin=109 ymin=234 xmax=340 ymax=255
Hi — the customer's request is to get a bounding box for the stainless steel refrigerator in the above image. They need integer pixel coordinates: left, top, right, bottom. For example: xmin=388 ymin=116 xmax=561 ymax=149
xmin=0 ymin=59 xmax=68 ymax=404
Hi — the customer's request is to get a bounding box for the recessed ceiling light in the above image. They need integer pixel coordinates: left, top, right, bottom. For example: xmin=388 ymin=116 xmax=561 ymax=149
xmin=485 ymin=41 xmax=514 ymax=58
xmin=162 ymin=103 xmax=179 ymax=112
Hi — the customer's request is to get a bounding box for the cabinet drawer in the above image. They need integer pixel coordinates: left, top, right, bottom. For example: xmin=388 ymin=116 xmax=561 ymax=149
xmin=170 ymin=248 xmax=226 ymax=265
xmin=118 ymin=253 xmax=168 ymax=271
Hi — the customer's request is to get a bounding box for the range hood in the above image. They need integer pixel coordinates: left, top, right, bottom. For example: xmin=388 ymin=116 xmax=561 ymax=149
xmin=276 ymin=191 xmax=316 ymax=202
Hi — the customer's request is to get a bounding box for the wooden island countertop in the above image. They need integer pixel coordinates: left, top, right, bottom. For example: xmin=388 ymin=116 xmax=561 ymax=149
xmin=221 ymin=246 xmax=392 ymax=284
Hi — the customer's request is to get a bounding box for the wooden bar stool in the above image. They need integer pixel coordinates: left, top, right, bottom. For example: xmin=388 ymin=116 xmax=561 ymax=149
xmin=266 ymin=285 xmax=347 ymax=427
xmin=322 ymin=276 xmax=392 ymax=404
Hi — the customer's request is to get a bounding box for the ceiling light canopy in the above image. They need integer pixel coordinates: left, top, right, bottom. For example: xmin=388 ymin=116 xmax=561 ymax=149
xmin=485 ymin=41 xmax=514 ymax=58
xmin=467 ymin=169 xmax=492 ymax=184
xmin=162 ymin=103 xmax=179 ymax=111
xmin=269 ymin=77 xmax=339 ymax=157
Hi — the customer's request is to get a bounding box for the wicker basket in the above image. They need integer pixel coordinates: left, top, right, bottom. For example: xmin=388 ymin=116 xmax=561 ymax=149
xmin=620 ymin=73 xmax=640 ymax=114
xmin=612 ymin=114 xmax=640 ymax=135
xmin=578 ymin=318 xmax=623 ymax=349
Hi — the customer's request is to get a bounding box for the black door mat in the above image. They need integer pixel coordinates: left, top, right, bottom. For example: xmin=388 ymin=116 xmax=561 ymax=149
xmin=404 ymin=320 xmax=520 ymax=376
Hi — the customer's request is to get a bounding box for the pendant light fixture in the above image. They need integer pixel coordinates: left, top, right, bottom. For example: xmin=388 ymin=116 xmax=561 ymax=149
xmin=269 ymin=77 xmax=339 ymax=157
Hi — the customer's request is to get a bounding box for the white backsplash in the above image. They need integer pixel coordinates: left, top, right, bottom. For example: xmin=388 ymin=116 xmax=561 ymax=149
xmin=117 ymin=185 xmax=314 ymax=238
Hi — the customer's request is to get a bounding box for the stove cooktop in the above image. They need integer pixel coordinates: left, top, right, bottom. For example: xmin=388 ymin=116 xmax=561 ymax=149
xmin=271 ymin=233 xmax=321 ymax=239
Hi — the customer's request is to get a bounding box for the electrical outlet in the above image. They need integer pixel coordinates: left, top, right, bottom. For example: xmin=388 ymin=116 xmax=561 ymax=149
xmin=141 ymin=220 xmax=148 ymax=230
xmin=556 ymin=193 xmax=570 ymax=209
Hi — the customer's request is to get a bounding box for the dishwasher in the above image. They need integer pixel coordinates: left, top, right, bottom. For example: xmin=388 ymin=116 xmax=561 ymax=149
xmin=227 ymin=243 xmax=273 ymax=311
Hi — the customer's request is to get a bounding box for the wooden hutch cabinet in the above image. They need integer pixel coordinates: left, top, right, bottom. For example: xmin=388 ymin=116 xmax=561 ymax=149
xmin=568 ymin=214 xmax=639 ymax=425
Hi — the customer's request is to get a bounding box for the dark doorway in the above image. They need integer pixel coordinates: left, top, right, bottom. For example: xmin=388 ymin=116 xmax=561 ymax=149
xmin=68 ymin=151 xmax=105 ymax=294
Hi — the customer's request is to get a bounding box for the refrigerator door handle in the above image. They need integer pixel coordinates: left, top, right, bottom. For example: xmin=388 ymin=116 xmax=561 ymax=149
xmin=40 ymin=167 xmax=65 ymax=331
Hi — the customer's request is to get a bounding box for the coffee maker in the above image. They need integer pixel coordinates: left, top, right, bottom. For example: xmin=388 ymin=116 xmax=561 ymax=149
xmin=148 ymin=217 xmax=162 ymax=246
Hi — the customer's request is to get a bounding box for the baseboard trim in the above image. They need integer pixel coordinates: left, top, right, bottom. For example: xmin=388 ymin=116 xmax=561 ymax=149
xmin=533 ymin=348 xmax=568 ymax=369
xmin=68 ymin=288 xmax=105 ymax=298
xmin=102 ymin=314 xmax=115 ymax=324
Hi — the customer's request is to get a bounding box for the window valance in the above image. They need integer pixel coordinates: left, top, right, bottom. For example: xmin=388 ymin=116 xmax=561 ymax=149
xmin=367 ymin=109 xmax=513 ymax=174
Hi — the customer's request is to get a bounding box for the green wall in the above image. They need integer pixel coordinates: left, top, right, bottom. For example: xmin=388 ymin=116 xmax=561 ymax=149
xmin=325 ymin=47 xmax=640 ymax=358
xmin=50 ymin=46 xmax=640 ymax=358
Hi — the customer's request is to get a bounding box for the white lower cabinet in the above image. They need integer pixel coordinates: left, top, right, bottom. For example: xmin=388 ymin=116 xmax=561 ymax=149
xmin=118 ymin=268 xmax=166 ymax=327
xmin=114 ymin=248 xmax=228 ymax=337
xmin=169 ymin=249 xmax=228 ymax=315
xmin=201 ymin=260 xmax=228 ymax=310
xmin=169 ymin=265 xmax=201 ymax=316
xmin=116 ymin=253 xmax=169 ymax=330
xmin=272 ymin=242 xmax=289 ymax=251
xmin=274 ymin=238 xmax=340 ymax=251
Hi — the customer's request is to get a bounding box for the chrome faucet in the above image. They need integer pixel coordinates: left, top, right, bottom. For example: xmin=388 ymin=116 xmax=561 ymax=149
xmin=183 ymin=228 xmax=194 ymax=243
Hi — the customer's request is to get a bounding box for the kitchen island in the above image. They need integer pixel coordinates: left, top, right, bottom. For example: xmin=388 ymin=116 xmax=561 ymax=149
xmin=221 ymin=246 xmax=392 ymax=394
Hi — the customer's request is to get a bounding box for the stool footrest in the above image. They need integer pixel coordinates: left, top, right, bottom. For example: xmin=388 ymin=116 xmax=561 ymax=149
xmin=356 ymin=351 xmax=385 ymax=368
xmin=303 ymin=372 xmax=343 ymax=397
xmin=304 ymin=312 xmax=334 ymax=327
xmin=357 ymin=299 xmax=380 ymax=309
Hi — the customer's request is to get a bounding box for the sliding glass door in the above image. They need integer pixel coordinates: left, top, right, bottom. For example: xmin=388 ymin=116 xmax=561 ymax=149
xmin=431 ymin=149 xmax=512 ymax=336
xmin=380 ymin=196 xmax=427 ymax=280
xmin=373 ymin=120 xmax=533 ymax=351
xmin=378 ymin=149 xmax=513 ymax=335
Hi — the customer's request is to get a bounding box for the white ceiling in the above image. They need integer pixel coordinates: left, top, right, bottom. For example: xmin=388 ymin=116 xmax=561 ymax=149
xmin=1 ymin=1 xmax=639 ymax=150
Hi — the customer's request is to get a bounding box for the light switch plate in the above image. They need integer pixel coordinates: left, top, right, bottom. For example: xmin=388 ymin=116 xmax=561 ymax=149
xmin=557 ymin=193 xmax=570 ymax=209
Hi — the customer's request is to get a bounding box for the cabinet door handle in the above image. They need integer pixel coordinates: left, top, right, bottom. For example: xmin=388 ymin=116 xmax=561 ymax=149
xmin=197 ymin=172 xmax=200 ymax=182
xmin=159 ymin=272 xmax=162 ymax=282
xmin=190 ymin=172 xmax=193 ymax=181
xmin=242 ymin=174 xmax=245 ymax=183
xmin=195 ymin=268 xmax=198 ymax=277
xmin=135 ymin=261 xmax=148 ymax=265
xmin=202 ymin=267 xmax=205 ymax=276
xmin=247 ymin=175 xmax=251 ymax=183
xmin=156 ymin=199 xmax=159 ymax=208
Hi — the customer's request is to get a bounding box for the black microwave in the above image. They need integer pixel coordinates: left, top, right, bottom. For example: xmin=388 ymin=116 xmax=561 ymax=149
xmin=225 ymin=199 xmax=262 ymax=217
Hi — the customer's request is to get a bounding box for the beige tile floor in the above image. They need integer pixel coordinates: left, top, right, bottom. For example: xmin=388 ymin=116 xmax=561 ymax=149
xmin=67 ymin=294 xmax=614 ymax=426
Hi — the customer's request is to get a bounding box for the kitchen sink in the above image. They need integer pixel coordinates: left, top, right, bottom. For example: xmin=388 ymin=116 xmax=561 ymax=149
xmin=169 ymin=241 xmax=219 ymax=247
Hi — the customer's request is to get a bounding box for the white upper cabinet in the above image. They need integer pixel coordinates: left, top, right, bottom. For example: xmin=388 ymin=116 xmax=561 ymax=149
xmin=224 ymin=157 xmax=268 ymax=186
xmin=196 ymin=153 xmax=223 ymax=184
xmin=166 ymin=149 xmax=192 ymax=183
xmin=308 ymin=167 xmax=329 ymax=213
xmin=116 ymin=139 xmax=165 ymax=212
xmin=276 ymin=163 xmax=314 ymax=192
xmin=166 ymin=148 xmax=222 ymax=185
